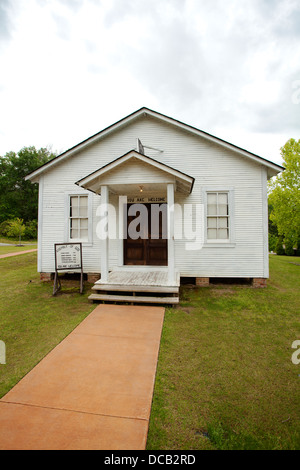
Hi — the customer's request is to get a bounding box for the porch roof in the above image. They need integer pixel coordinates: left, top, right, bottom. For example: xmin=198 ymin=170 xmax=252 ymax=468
xmin=75 ymin=150 xmax=195 ymax=195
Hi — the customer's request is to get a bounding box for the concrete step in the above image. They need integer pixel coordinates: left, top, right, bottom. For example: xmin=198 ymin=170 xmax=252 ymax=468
xmin=88 ymin=293 xmax=179 ymax=305
xmin=92 ymin=284 xmax=179 ymax=294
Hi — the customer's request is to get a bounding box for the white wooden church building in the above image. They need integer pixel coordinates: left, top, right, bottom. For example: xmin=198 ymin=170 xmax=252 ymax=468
xmin=26 ymin=108 xmax=283 ymax=303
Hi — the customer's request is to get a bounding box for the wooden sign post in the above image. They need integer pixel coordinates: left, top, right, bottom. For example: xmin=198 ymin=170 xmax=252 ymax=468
xmin=53 ymin=243 xmax=83 ymax=295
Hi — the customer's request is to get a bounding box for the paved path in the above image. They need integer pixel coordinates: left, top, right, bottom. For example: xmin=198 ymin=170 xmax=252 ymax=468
xmin=0 ymin=304 xmax=165 ymax=450
xmin=0 ymin=249 xmax=37 ymax=259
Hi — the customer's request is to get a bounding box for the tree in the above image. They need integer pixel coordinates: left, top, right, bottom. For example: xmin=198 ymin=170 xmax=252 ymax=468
xmin=275 ymin=236 xmax=285 ymax=255
xmin=7 ymin=218 xmax=26 ymax=245
xmin=268 ymin=201 xmax=279 ymax=252
xmin=285 ymin=238 xmax=295 ymax=256
xmin=268 ymin=138 xmax=300 ymax=251
xmin=0 ymin=146 xmax=56 ymax=223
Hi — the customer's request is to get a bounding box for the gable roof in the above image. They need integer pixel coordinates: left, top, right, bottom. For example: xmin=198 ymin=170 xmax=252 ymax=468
xmin=25 ymin=107 xmax=284 ymax=182
xmin=75 ymin=150 xmax=195 ymax=194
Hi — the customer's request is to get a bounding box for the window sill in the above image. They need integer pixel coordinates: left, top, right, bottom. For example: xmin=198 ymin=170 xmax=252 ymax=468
xmin=67 ymin=241 xmax=93 ymax=247
xmin=203 ymin=242 xmax=236 ymax=248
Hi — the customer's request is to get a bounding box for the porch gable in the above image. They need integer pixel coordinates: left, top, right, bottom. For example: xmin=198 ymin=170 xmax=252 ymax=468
xmin=75 ymin=150 xmax=194 ymax=195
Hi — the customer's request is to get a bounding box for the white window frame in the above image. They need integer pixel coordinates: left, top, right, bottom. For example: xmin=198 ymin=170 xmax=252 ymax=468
xmin=64 ymin=191 xmax=93 ymax=245
xmin=202 ymin=187 xmax=235 ymax=247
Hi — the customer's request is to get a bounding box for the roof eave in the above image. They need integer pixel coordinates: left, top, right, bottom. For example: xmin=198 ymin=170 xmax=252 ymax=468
xmin=24 ymin=107 xmax=285 ymax=181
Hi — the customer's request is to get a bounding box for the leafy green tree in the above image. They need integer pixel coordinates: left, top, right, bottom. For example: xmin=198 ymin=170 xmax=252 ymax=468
xmin=268 ymin=138 xmax=300 ymax=250
xmin=7 ymin=218 xmax=26 ymax=245
xmin=285 ymin=238 xmax=295 ymax=256
xmin=275 ymin=236 xmax=285 ymax=255
xmin=24 ymin=219 xmax=38 ymax=240
xmin=0 ymin=146 xmax=56 ymax=223
xmin=268 ymin=201 xmax=279 ymax=252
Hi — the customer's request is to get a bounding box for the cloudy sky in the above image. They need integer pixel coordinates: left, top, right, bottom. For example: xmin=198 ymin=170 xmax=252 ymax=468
xmin=0 ymin=0 xmax=300 ymax=164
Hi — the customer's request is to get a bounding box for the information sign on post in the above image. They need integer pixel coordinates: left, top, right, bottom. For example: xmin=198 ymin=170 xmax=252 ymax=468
xmin=53 ymin=243 xmax=83 ymax=295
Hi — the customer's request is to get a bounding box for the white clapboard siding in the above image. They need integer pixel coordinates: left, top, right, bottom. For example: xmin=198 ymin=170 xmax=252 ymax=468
xmin=39 ymin=115 xmax=269 ymax=278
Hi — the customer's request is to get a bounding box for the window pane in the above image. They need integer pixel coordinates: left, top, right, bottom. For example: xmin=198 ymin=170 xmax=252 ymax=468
xmin=71 ymin=219 xmax=79 ymax=229
xmin=207 ymin=193 xmax=217 ymax=204
xmin=79 ymin=196 xmax=88 ymax=217
xmin=79 ymin=206 xmax=88 ymax=217
xmin=80 ymin=229 xmax=88 ymax=240
xmin=218 ymin=194 xmax=228 ymax=215
xmin=70 ymin=196 xmax=78 ymax=217
xmin=218 ymin=228 xmax=229 ymax=239
xmin=80 ymin=218 xmax=88 ymax=229
xmin=218 ymin=217 xmax=228 ymax=229
xmin=207 ymin=193 xmax=217 ymax=215
xmin=218 ymin=193 xmax=228 ymax=205
xmin=219 ymin=207 xmax=228 ymax=216
xmin=207 ymin=217 xmax=217 ymax=228
xmin=79 ymin=196 xmax=88 ymax=206
xmin=207 ymin=228 xmax=217 ymax=239
xmin=218 ymin=204 xmax=228 ymax=216
xmin=207 ymin=204 xmax=217 ymax=215
xmin=70 ymin=229 xmax=79 ymax=239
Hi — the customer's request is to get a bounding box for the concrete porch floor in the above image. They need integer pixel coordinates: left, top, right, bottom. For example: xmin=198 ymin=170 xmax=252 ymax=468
xmin=0 ymin=304 xmax=165 ymax=450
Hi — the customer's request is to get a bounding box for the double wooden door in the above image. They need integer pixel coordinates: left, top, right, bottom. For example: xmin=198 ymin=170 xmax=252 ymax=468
xmin=124 ymin=203 xmax=168 ymax=266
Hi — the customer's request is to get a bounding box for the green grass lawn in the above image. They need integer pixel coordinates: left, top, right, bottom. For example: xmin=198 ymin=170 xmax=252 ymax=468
xmin=147 ymin=255 xmax=300 ymax=450
xmin=0 ymin=252 xmax=94 ymax=397
xmin=0 ymin=252 xmax=299 ymax=450
xmin=0 ymin=244 xmax=37 ymax=255
xmin=0 ymin=237 xmax=37 ymax=246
